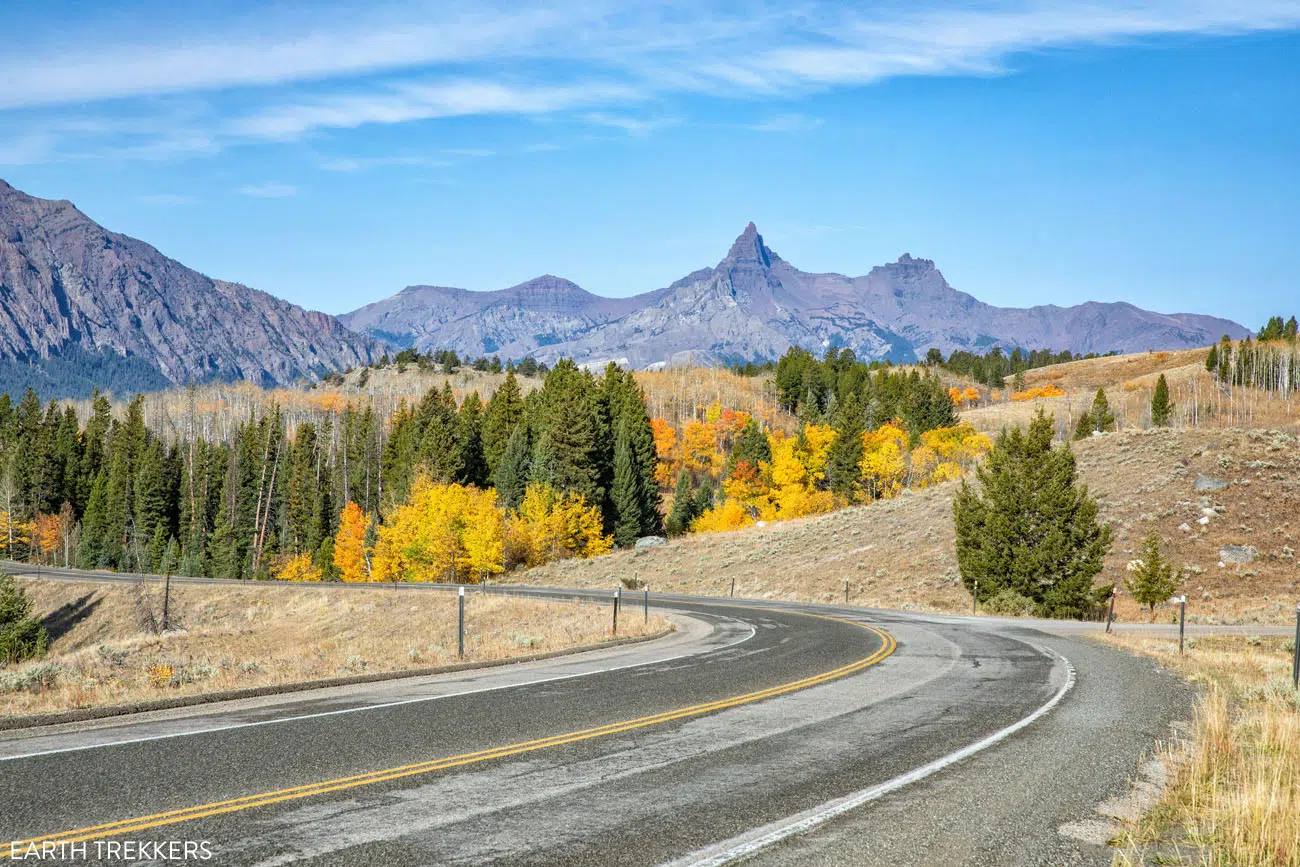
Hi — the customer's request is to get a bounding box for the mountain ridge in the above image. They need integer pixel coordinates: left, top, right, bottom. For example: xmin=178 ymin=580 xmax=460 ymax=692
xmin=0 ymin=178 xmax=376 ymax=396
xmin=342 ymin=224 xmax=1248 ymax=367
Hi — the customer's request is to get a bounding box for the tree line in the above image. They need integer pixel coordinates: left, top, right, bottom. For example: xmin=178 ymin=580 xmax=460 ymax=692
xmin=0 ymin=359 xmax=660 ymax=579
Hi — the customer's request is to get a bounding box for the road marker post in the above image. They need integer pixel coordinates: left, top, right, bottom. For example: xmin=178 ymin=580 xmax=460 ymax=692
xmin=1178 ymin=595 xmax=1187 ymax=655
xmin=613 ymin=587 xmax=621 ymax=634
xmin=730 ymin=575 xmax=735 ymax=598
xmin=1292 ymin=601 xmax=1299 ymax=690
xmin=972 ymin=580 xmax=978 ymax=616
xmin=162 ymin=571 xmax=171 ymax=633
xmin=458 ymin=586 xmax=465 ymax=659
xmin=1105 ymin=587 xmax=1117 ymax=634
xmin=644 ymin=588 xmax=649 ymax=624
xmin=844 ymin=579 xmax=849 ymax=605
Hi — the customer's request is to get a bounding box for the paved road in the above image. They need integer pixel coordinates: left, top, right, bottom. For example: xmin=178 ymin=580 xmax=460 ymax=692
xmin=1 ymin=566 xmax=1206 ymax=866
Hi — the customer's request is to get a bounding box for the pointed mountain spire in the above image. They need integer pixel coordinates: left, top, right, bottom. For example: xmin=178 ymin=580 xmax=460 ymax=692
xmin=723 ymin=222 xmax=774 ymax=268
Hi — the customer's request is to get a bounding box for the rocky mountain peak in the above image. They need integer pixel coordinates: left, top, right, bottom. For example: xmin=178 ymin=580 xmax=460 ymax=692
xmin=723 ymin=222 xmax=774 ymax=268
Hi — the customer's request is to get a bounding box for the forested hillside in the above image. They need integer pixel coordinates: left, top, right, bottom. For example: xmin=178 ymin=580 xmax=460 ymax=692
xmin=0 ymin=349 xmax=981 ymax=583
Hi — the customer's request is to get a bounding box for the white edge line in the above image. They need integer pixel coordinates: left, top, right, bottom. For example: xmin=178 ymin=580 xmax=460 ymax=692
xmin=0 ymin=615 xmax=757 ymax=763
xmin=665 ymin=643 xmax=1077 ymax=867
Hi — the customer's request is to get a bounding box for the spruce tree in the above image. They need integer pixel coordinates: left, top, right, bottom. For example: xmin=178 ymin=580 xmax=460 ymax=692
xmin=0 ymin=573 xmax=49 ymax=664
xmin=665 ymin=472 xmax=695 ymax=536
xmin=692 ymin=479 xmax=715 ymax=517
xmin=1073 ymin=411 xmax=1093 ymax=441
xmin=454 ymin=391 xmax=488 ymax=487
xmin=482 ymin=370 xmax=526 ymax=475
xmin=953 ymin=408 xmax=1113 ymax=618
xmin=826 ymin=392 xmax=865 ymax=499
xmin=1124 ymin=531 xmax=1180 ymax=619
xmin=611 ymin=421 xmax=642 ymax=547
xmin=729 ymin=418 xmax=772 ymax=473
xmin=1150 ymin=374 xmax=1173 ymax=427
xmin=1088 ymin=387 xmax=1115 ymax=433
xmin=493 ymin=427 xmax=531 ymax=510
xmin=1204 ymin=344 xmax=1218 ymax=373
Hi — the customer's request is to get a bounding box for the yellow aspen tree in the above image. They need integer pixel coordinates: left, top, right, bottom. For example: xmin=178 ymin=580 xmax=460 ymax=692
xmin=859 ymin=421 xmax=908 ymax=499
xmin=276 ymin=553 xmax=322 ymax=582
xmin=690 ymin=500 xmax=754 ymax=534
xmin=460 ymin=488 xmax=505 ymax=582
xmin=333 ymin=501 xmax=373 ymax=582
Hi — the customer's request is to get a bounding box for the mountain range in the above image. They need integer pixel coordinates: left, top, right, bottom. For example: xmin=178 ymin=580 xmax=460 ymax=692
xmin=0 ymin=177 xmax=1249 ymax=398
xmin=343 ymin=223 xmax=1249 ymax=369
xmin=0 ymin=179 xmax=374 ymax=397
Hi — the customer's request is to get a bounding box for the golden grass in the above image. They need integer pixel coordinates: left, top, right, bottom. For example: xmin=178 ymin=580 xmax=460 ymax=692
xmin=0 ymin=579 xmax=666 ymax=718
xmin=1103 ymin=633 xmax=1300 ymax=867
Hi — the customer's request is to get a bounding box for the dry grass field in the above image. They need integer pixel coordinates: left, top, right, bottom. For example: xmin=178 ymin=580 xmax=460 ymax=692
xmin=1103 ymin=633 xmax=1299 ymax=867
xmin=512 ymin=426 xmax=1300 ymax=626
xmin=0 ymin=579 xmax=665 ymax=717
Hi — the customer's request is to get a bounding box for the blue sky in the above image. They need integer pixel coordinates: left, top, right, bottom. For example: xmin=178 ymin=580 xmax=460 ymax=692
xmin=1 ymin=1 xmax=1297 ymax=329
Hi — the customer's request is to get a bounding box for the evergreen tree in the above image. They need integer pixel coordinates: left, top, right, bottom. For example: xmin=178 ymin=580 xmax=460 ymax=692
xmin=1088 ymin=387 xmax=1115 ymax=433
xmin=1285 ymin=316 xmax=1298 ymax=342
xmin=611 ymin=421 xmax=642 ymax=547
xmin=826 ymin=393 xmax=865 ymax=499
xmin=1124 ymin=531 xmax=1180 ymax=619
xmin=286 ymin=424 xmax=319 ymax=556
xmin=0 ymin=573 xmax=49 ymax=664
xmin=454 ymin=391 xmax=488 ymax=487
xmin=953 ymin=408 xmax=1113 ymax=618
xmin=528 ymin=430 xmax=557 ymax=489
xmin=1012 ymin=370 xmax=1026 ymax=393
xmin=1150 ymin=374 xmax=1174 ymax=427
xmin=729 ymin=418 xmax=772 ymax=473
xmin=1073 ymin=411 xmax=1093 ymax=441
xmin=535 ymin=360 xmax=601 ymax=506
xmin=493 ymin=427 xmax=531 ymax=510
xmin=482 ymin=369 xmax=526 ymax=475
xmin=665 ymin=471 xmax=696 ymax=536
xmin=1204 ymin=344 xmax=1218 ymax=373
xmin=692 ymin=479 xmax=715 ymax=516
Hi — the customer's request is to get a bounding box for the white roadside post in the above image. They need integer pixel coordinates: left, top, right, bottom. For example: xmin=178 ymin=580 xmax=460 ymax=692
xmin=458 ymin=586 xmax=465 ymax=659
xmin=613 ymin=586 xmax=620 ymax=634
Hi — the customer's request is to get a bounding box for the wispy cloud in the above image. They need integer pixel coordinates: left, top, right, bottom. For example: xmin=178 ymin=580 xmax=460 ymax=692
xmin=238 ymin=183 xmax=298 ymax=198
xmin=580 ymin=112 xmax=679 ymax=135
xmin=2 ymin=1 xmax=1298 ymax=160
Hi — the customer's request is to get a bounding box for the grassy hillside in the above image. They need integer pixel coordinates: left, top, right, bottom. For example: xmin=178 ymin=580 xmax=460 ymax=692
xmin=512 ymin=425 xmax=1300 ymax=625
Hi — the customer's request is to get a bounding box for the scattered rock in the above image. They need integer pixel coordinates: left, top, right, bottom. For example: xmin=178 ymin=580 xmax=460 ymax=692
xmin=1178 ymin=523 xmax=1192 ymax=532
xmin=634 ymin=536 xmax=668 ymax=549
xmin=1219 ymin=545 xmax=1259 ymax=564
xmin=1194 ymin=475 xmax=1229 ymax=492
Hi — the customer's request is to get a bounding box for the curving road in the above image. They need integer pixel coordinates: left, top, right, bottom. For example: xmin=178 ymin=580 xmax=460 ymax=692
xmin=1 ymin=567 xmax=1199 ymax=866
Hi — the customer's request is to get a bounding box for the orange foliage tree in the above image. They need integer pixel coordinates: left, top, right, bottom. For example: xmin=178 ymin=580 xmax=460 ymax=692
xmin=333 ymin=501 xmax=373 ymax=582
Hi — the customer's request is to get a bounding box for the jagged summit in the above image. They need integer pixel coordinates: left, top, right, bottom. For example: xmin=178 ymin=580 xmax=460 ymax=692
xmin=723 ymin=222 xmax=775 ymax=268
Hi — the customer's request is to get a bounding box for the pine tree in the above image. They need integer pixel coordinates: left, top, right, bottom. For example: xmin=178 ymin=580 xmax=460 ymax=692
xmin=665 ymin=471 xmax=695 ymax=536
xmin=1285 ymin=316 xmax=1298 ymax=342
xmin=611 ymin=421 xmax=642 ymax=547
xmin=482 ymin=369 xmax=526 ymax=476
xmin=0 ymin=573 xmax=49 ymax=664
xmin=1150 ymin=374 xmax=1173 ymax=427
xmin=1204 ymin=344 xmax=1218 ymax=373
xmin=454 ymin=391 xmax=488 ymax=487
xmin=692 ymin=479 xmax=715 ymax=518
xmin=826 ymin=392 xmax=865 ymax=499
xmin=493 ymin=427 xmax=531 ymax=510
xmin=1088 ymin=387 xmax=1115 ymax=433
xmin=729 ymin=418 xmax=772 ymax=473
xmin=1073 ymin=411 xmax=1093 ymax=441
xmin=1124 ymin=531 xmax=1180 ymax=619
xmin=1012 ymin=370 xmax=1026 ymax=393
xmin=953 ymin=408 xmax=1113 ymax=618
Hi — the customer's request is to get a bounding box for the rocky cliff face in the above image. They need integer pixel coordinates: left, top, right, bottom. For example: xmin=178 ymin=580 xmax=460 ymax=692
xmin=345 ymin=222 xmax=1248 ymax=367
xmin=0 ymin=179 xmax=375 ymax=392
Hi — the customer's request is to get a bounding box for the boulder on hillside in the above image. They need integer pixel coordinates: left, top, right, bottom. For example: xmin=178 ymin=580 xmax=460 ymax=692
xmin=634 ymin=536 xmax=668 ymax=550
xmin=1194 ymin=475 xmax=1229 ymax=492
xmin=1219 ymin=545 xmax=1259 ymax=564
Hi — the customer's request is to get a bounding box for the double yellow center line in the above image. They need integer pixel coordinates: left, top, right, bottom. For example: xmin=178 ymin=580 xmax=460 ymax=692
xmin=11 ymin=616 xmax=894 ymax=848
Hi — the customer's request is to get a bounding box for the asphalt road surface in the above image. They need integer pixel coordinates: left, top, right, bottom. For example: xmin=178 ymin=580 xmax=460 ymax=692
xmin=0 ymin=566 xmax=1211 ymax=866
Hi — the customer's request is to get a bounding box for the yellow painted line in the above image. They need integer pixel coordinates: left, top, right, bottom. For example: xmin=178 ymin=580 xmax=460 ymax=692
xmin=9 ymin=616 xmax=894 ymax=850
